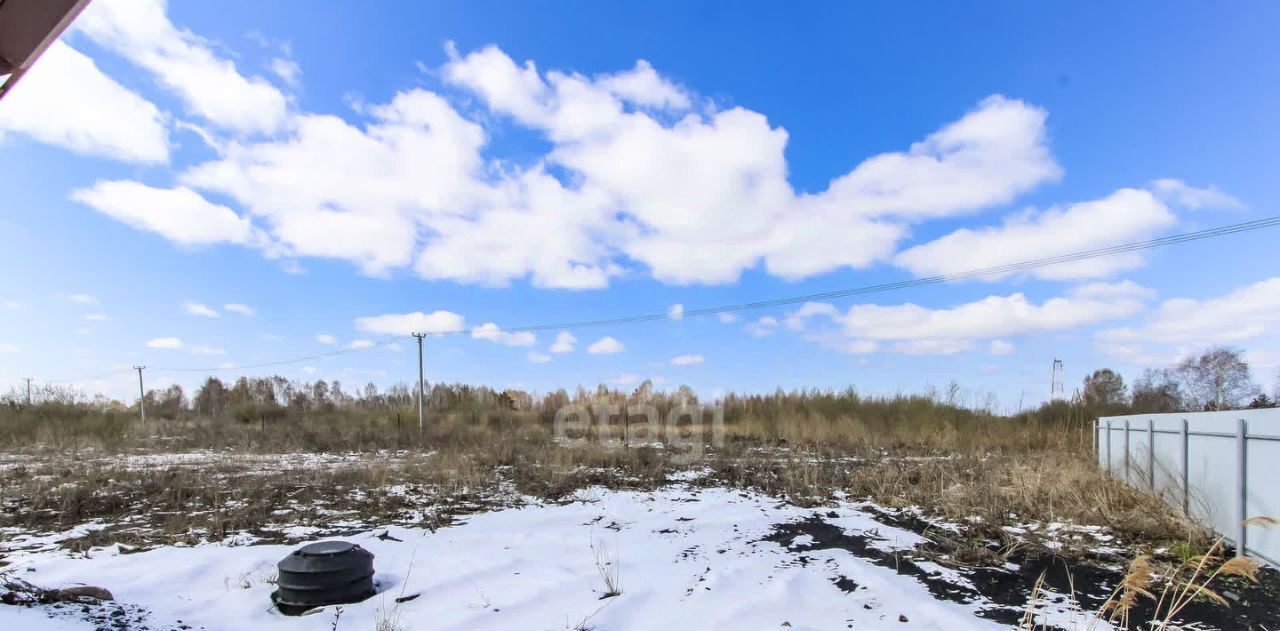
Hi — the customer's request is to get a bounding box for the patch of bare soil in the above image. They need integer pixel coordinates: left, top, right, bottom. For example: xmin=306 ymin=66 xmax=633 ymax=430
xmin=764 ymin=513 xmax=1280 ymax=631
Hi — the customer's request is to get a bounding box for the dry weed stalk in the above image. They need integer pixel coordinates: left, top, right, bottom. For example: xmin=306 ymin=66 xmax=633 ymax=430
xmin=1103 ymin=554 xmax=1156 ymax=628
xmin=590 ymin=535 xmax=622 ymax=599
xmin=1148 ymin=537 xmax=1264 ymax=630
xmin=1021 ymin=518 xmax=1273 ymax=631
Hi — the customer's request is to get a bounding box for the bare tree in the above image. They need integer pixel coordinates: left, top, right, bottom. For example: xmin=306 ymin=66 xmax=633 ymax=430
xmin=674 ymin=384 xmax=699 ymax=406
xmin=1082 ymin=369 xmax=1128 ymax=406
xmin=632 ymin=379 xmax=654 ymax=401
xmin=310 ymin=380 xmax=330 ymax=409
xmin=426 ymin=384 xmax=451 ymax=412
xmin=193 ymin=377 xmax=229 ymax=417
xmin=144 ymin=384 xmax=187 ymax=419
xmin=944 ymin=380 xmax=961 ymax=407
xmin=1173 ymin=346 xmax=1257 ymax=411
xmin=1131 ymin=368 xmax=1184 ymax=413
xmin=979 ymin=391 xmax=999 ymax=416
xmin=922 ymin=383 xmax=939 ymax=403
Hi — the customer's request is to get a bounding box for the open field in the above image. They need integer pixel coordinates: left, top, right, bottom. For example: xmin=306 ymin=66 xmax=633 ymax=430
xmin=6 ymin=0 xmax=1280 ymax=628
xmin=2 ymin=390 xmax=1278 ymax=630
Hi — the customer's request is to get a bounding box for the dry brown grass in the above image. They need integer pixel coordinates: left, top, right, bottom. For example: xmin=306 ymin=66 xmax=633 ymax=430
xmin=5 ymin=390 xmax=1273 ymax=630
xmin=0 ymin=388 xmax=1090 ymax=456
xmin=0 ymin=394 xmax=1205 ymax=566
xmin=705 ymin=444 xmax=1198 ymax=548
xmin=0 ymin=423 xmax=1200 ymax=565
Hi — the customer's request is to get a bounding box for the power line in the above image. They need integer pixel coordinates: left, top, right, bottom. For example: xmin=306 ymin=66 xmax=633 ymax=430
xmin=41 ymin=368 xmax=139 ymax=384
xmin=500 ymin=215 xmax=1280 ymax=332
xmin=123 ymin=214 xmax=1280 ymax=375
xmin=150 ymin=335 xmax=407 ymax=373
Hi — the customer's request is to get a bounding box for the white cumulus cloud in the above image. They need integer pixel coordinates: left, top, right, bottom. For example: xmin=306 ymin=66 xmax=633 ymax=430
xmin=354 ymin=310 xmax=466 ymax=335
xmin=1098 ymin=277 xmax=1280 ymax=358
xmin=549 ymin=331 xmax=577 ymax=353
xmin=72 ymin=181 xmax=259 ymax=247
xmin=270 ymin=58 xmax=302 ymax=87
xmin=223 ymin=303 xmax=255 ymax=316
xmin=75 ymin=0 xmax=289 ymax=134
xmin=671 ymin=354 xmax=704 ymax=366
xmin=787 ymin=281 xmax=1153 ymax=355
xmin=895 ymin=188 xmax=1176 ymax=281
xmin=182 ymin=89 xmax=489 ymax=276
xmin=46 ymin=9 xmax=1225 ymax=302
xmin=1149 ymin=178 xmax=1243 ymax=210
xmin=471 ymin=323 xmax=537 ymax=346
xmin=0 ymin=41 xmax=169 ymax=163
xmin=183 ymin=302 xmax=220 ymax=318
xmin=445 ymin=45 xmax=1060 ymax=285
xmin=316 ymin=334 xmax=336 ymax=345
xmin=147 ymin=337 xmax=182 ymax=349
xmin=745 ymin=316 xmax=779 ymax=337
xmin=68 ymin=15 xmax=1072 ymax=290
xmin=587 ymin=336 xmax=625 ymax=354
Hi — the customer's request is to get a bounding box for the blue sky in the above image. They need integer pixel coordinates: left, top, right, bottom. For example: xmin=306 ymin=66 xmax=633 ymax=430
xmin=1 ymin=0 xmax=1278 ymax=407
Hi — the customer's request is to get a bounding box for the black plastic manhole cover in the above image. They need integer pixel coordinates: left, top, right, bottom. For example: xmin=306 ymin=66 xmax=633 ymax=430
xmin=272 ymin=540 xmax=375 ymax=615
xmin=296 ymin=541 xmax=357 ymax=556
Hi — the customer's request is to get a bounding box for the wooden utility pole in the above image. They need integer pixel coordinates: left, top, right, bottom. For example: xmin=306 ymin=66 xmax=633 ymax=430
xmin=133 ymin=366 xmax=146 ymax=422
xmin=412 ymin=333 xmax=426 ymax=433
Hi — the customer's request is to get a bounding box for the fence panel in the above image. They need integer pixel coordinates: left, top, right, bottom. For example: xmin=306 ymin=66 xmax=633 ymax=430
xmin=1097 ymin=408 xmax=1280 ymax=566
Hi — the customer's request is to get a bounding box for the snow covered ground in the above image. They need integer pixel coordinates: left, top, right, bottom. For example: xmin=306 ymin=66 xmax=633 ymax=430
xmin=1 ymin=484 xmax=1103 ymax=630
xmin=0 ymin=449 xmax=423 ymax=475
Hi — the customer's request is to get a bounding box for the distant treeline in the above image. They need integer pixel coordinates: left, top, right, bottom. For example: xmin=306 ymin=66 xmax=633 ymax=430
xmin=1074 ymin=346 xmax=1276 ymax=414
xmin=5 ymin=346 xmax=1275 ymax=426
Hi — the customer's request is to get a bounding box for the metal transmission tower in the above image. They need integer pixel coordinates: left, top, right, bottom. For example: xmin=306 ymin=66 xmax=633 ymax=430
xmin=1050 ymin=358 xmax=1065 ymax=401
xmin=411 ymin=333 xmax=427 ymax=433
xmin=133 ymin=366 xmax=147 ymax=422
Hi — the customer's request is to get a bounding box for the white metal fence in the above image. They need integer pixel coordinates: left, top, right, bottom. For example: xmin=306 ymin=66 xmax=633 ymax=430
xmin=1095 ymin=409 xmax=1280 ymax=565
